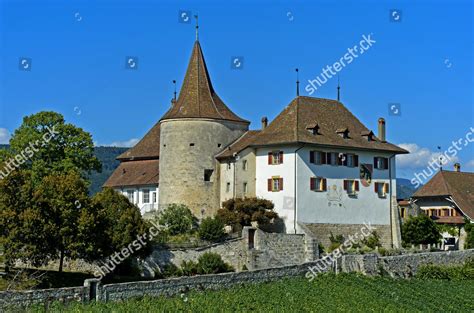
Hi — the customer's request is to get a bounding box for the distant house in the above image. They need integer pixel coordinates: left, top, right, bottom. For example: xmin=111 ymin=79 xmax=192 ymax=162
xmin=410 ymin=164 xmax=473 ymax=249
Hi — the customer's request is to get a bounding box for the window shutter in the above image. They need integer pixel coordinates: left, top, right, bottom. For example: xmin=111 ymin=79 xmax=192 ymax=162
xmin=310 ymin=151 xmax=315 ymax=164
xmin=321 ymin=152 xmax=327 ymax=164
xmin=267 ymin=179 xmax=272 ymax=191
xmin=337 ymin=154 xmax=343 ymax=166
xmin=279 ymin=151 xmax=284 ymax=164
xmin=343 ymin=180 xmax=348 ymax=190
xmin=327 ymin=153 xmax=332 ymax=165
xmin=310 ymin=177 xmax=315 ymax=190
xmin=385 ymin=183 xmax=390 ymax=193
xmin=384 ymin=158 xmax=389 ymax=170
xmin=354 ymin=155 xmax=359 ymax=166
xmin=374 ymin=157 xmax=378 ymax=169
xmin=374 ymin=182 xmax=378 ymax=193
xmin=322 ymin=178 xmax=327 ymax=191
xmin=355 ymin=180 xmax=359 ymax=191
xmin=279 ymin=178 xmax=283 ymax=191
xmin=268 ymin=152 xmax=272 ymax=165
xmin=343 ymin=154 xmax=348 ymax=166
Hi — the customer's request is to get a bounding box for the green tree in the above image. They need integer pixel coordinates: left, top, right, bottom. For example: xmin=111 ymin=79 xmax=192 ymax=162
xmin=7 ymin=111 xmax=101 ymax=184
xmin=159 ymin=204 xmax=195 ymax=236
xmin=464 ymin=219 xmax=474 ymax=249
xmin=402 ymin=214 xmax=441 ymax=245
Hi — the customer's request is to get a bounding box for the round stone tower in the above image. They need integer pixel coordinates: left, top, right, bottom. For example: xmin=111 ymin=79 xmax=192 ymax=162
xmin=158 ymin=41 xmax=249 ymax=217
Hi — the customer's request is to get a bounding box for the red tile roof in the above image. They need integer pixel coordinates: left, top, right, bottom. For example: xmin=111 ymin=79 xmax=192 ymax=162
xmin=103 ymin=159 xmax=159 ymax=188
xmin=117 ymin=122 xmax=160 ymax=161
xmin=216 ymin=130 xmax=261 ymax=159
xmin=413 ymin=170 xmax=474 ymax=220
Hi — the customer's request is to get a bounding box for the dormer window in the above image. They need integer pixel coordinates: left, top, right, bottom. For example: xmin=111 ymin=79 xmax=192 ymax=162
xmin=306 ymin=123 xmax=320 ymax=135
xmin=336 ymin=128 xmax=349 ymax=139
xmin=361 ymin=130 xmax=374 ymax=141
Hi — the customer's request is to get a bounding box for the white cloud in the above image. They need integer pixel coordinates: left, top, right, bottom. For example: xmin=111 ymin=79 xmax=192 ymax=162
xmin=99 ymin=138 xmax=139 ymax=148
xmin=0 ymin=128 xmax=11 ymax=144
xmin=396 ymin=143 xmax=459 ymax=170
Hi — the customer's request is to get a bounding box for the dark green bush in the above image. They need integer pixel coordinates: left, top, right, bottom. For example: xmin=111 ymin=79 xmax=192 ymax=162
xmin=198 ymin=217 xmax=225 ymax=242
xmin=181 ymin=260 xmax=199 ymax=276
xmin=197 ymin=252 xmax=234 ymax=274
xmin=362 ymin=231 xmax=381 ymax=250
xmin=416 ymin=258 xmax=474 ymax=280
xmin=162 ymin=263 xmax=182 ymax=277
xmin=158 ymin=204 xmax=196 ymax=236
xmin=402 ymin=215 xmax=441 ymax=245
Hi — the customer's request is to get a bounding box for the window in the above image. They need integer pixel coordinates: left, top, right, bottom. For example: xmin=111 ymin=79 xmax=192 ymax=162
xmin=243 ymin=182 xmax=248 ymax=194
xmin=142 ymin=189 xmax=150 ymax=204
xmin=126 ymin=190 xmax=134 ymax=203
xmin=374 ymin=157 xmax=389 ymax=170
xmin=242 ymin=160 xmax=248 ymax=171
xmin=204 ymin=169 xmax=213 ymax=182
xmin=152 ymin=192 xmax=157 ymax=203
xmin=227 ymin=163 xmax=231 ymax=170
xmin=267 ymin=177 xmax=283 ymax=192
xmin=190 ymin=143 xmax=195 ymax=147
xmin=310 ymin=177 xmax=327 ymax=192
xmin=345 ymin=154 xmax=357 ymax=167
xmin=268 ymin=151 xmax=283 ymax=165
xmin=343 ymin=180 xmax=359 ymax=195
xmin=375 ymin=182 xmax=389 ymax=197
xmin=328 ymin=152 xmax=339 ymax=166
xmin=310 ymin=151 xmax=325 ymax=165
xmin=226 ymin=182 xmax=231 ymax=193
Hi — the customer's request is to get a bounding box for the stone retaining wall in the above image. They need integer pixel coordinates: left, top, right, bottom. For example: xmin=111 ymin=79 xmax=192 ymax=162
xmin=0 ymin=286 xmax=86 ymax=310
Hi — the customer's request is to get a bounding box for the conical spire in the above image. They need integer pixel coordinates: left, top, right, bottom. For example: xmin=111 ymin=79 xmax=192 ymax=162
xmin=161 ymin=41 xmax=249 ymax=123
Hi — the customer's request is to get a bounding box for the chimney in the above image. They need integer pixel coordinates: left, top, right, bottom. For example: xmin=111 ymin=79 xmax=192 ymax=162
xmin=378 ymin=118 xmax=386 ymax=142
xmin=261 ymin=117 xmax=268 ymax=130
xmin=454 ymin=163 xmax=461 ymax=172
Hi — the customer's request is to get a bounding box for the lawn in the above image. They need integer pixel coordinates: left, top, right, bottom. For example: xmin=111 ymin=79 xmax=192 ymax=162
xmin=28 ymin=273 xmax=473 ymax=313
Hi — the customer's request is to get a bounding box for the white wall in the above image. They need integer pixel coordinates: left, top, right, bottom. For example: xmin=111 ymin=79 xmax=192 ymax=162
xmin=256 ymin=146 xmax=398 ymax=233
xmin=115 ymin=185 xmax=159 ymax=215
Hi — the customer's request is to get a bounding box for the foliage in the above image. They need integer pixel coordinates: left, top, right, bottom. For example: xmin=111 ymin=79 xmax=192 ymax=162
xmin=401 ymin=214 xmax=441 ymax=245
xmin=327 ymin=232 xmax=344 ymax=252
xmin=196 ymin=252 xmax=233 ymax=275
xmin=362 ymin=231 xmax=381 ymax=250
xmin=180 ymin=260 xmax=199 ymax=276
xmin=464 ymin=220 xmax=474 ymax=249
xmin=35 ymin=274 xmax=474 ymax=312
xmin=162 ymin=263 xmax=182 ymax=278
xmin=5 ymin=111 xmax=101 ymax=185
xmin=416 ymin=258 xmax=474 ymax=280
xmin=436 ymin=224 xmax=459 ymax=237
xmin=198 ymin=217 xmax=225 ymax=242
xmin=158 ymin=204 xmax=196 ymax=236
xmin=218 ymin=197 xmax=277 ymax=228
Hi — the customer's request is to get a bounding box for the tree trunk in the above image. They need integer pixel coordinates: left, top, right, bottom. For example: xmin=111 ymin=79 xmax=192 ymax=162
xmin=59 ymin=249 xmax=64 ymax=273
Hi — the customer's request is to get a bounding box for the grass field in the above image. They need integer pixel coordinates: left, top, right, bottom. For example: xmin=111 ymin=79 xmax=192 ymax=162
xmin=28 ymin=273 xmax=473 ymax=313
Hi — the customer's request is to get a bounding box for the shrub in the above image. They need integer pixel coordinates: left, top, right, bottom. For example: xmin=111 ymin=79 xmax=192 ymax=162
xmin=162 ymin=263 xmax=182 ymax=277
xmin=181 ymin=260 xmax=199 ymax=276
xmin=198 ymin=217 xmax=225 ymax=242
xmin=159 ymin=204 xmax=196 ymax=236
xmin=464 ymin=220 xmax=474 ymax=249
xmin=402 ymin=214 xmax=441 ymax=245
xmin=219 ymin=197 xmax=277 ymax=228
xmin=362 ymin=231 xmax=381 ymax=250
xmin=197 ymin=252 xmax=233 ymax=274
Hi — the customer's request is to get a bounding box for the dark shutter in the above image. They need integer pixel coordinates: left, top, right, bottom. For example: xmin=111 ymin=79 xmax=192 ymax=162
xmin=321 ymin=152 xmax=327 ymax=164
xmin=327 ymin=153 xmax=332 ymax=165
xmin=279 ymin=178 xmax=283 ymax=191
xmin=385 ymin=183 xmax=390 ymax=193
xmin=343 ymin=154 xmax=348 ymax=166
xmin=279 ymin=151 xmax=284 ymax=164
xmin=322 ymin=178 xmax=327 ymax=191
xmin=355 ymin=180 xmax=359 ymax=191
xmin=374 ymin=182 xmax=379 ymax=193
xmin=268 ymin=153 xmax=272 ymax=165
xmin=310 ymin=151 xmax=315 ymax=164
xmin=343 ymin=180 xmax=348 ymax=190
xmin=337 ymin=154 xmax=343 ymax=166
xmin=267 ymin=179 xmax=272 ymax=191
xmin=310 ymin=177 xmax=315 ymax=190
xmin=354 ymin=155 xmax=359 ymax=167
xmin=384 ymin=158 xmax=389 ymax=170
xmin=374 ymin=157 xmax=378 ymax=169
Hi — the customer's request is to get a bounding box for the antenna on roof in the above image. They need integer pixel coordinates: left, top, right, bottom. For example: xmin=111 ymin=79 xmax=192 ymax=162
xmin=296 ymin=68 xmax=300 ymax=97
xmin=437 ymin=146 xmax=443 ymax=171
xmin=337 ymin=75 xmax=341 ymax=101
xmin=194 ymin=14 xmax=199 ymax=41
xmin=173 ymin=80 xmax=177 ymax=101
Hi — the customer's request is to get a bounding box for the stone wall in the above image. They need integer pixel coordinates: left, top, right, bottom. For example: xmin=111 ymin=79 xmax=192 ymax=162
xmin=302 ymin=223 xmax=393 ymax=249
xmin=143 ymin=227 xmax=317 ymax=275
xmin=0 ymin=286 xmax=86 ymax=310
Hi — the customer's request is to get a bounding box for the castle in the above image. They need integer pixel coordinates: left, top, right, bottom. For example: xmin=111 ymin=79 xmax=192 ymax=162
xmin=104 ymin=36 xmax=408 ymax=247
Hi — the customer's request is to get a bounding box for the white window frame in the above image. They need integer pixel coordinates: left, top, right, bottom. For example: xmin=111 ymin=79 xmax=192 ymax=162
xmin=272 ymin=152 xmax=281 ymax=165
xmin=272 ymin=178 xmax=280 ymax=191
xmin=127 ymin=190 xmax=134 ymax=203
xmin=142 ymin=189 xmax=150 ymax=204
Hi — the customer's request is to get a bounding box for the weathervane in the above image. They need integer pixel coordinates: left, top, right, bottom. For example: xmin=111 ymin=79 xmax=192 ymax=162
xmin=337 ymin=75 xmax=341 ymax=101
xmin=173 ymin=80 xmax=177 ymax=101
xmin=296 ymin=68 xmax=300 ymax=97
xmin=194 ymin=14 xmax=199 ymax=41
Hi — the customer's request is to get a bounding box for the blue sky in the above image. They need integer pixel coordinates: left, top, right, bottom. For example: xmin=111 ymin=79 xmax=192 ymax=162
xmin=0 ymin=0 xmax=472 ymax=179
